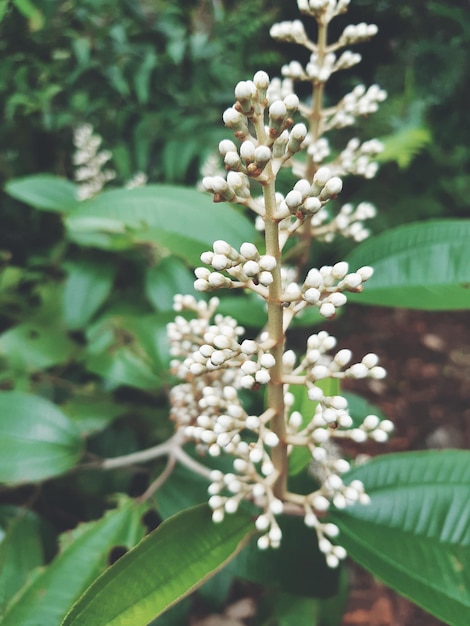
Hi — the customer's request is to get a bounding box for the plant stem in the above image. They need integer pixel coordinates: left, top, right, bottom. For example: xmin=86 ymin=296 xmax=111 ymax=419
xmin=299 ymin=19 xmax=328 ymax=273
xmin=254 ymin=115 xmax=289 ymax=500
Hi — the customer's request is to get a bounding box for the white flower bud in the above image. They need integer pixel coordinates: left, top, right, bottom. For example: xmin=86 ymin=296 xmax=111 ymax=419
xmin=259 ymin=255 xmax=277 ymax=271
xmin=219 ymin=139 xmax=237 ymax=155
xmin=319 ymin=302 xmax=336 ymax=318
xmin=264 ymin=431 xmax=280 ymax=447
xmin=255 ymin=369 xmax=271 ymax=384
xmin=270 ymin=498 xmax=284 ymax=514
xmin=285 ymin=189 xmax=303 ymax=209
xmin=363 ymin=414 xmax=380 ymax=430
xmin=260 ymin=353 xmax=276 ymax=368
xmin=240 ymin=242 xmax=259 ymax=260
xmin=324 ymin=176 xmax=343 ymax=196
xmin=243 ymin=260 xmax=259 ymax=277
xmin=253 ymin=70 xmax=270 ymax=89
xmin=255 ymin=514 xmax=270 ymax=531
xmin=313 ymin=167 xmax=332 ymax=186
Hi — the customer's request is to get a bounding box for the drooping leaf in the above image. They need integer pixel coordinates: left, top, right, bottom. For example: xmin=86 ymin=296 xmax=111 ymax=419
xmin=330 ymin=450 xmax=470 ymax=626
xmin=63 ymin=259 xmax=116 ymax=329
xmin=346 ymin=219 xmax=470 ymax=310
xmin=5 ymin=175 xmax=79 ymax=212
xmin=62 ymin=505 xmax=254 ymax=626
xmin=1 ymin=498 xmax=146 ymax=626
xmin=0 ymin=392 xmax=82 ymax=485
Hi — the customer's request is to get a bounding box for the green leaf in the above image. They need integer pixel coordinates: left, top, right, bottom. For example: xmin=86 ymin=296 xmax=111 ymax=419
xmin=330 ymin=450 xmax=470 ymax=626
xmin=64 ymin=398 xmax=125 ymax=436
xmin=342 ymin=391 xmax=385 ymax=428
xmin=5 ymin=175 xmax=79 ymax=212
xmin=378 ymin=127 xmax=431 ymax=169
xmin=217 ymin=293 xmax=266 ymax=328
xmin=85 ymin=314 xmax=169 ymax=390
xmin=346 ymin=219 xmax=470 ymax=310
xmin=62 ymin=504 xmax=254 ymax=626
xmin=0 ymin=322 xmax=77 ymax=372
xmin=0 ymin=508 xmax=45 ymax=612
xmin=63 ymin=260 xmax=116 ymax=329
xmin=145 ymin=256 xmax=195 ymax=312
xmin=64 ymin=185 xmax=257 ymax=263
xmin=1 ymin=499 xmax=146 ymax=626
xmin=288 ymin=378 xmax=340 ymax=475
xmin=0 ymin=392 xmax=82 ymax=485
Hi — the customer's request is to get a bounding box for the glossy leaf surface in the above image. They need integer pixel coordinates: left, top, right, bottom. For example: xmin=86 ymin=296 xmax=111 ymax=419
xmin=346 ymin=219 xmax=470 ymax=310
xmin=330 ymin=450 xmax=470 ymax=626
xmin=0 ymin=392 xmax=82 ymax=484
xmin=62 ymin=504 xmax=253 ymax=626
xmin=65 ymin=185 xmax=257 ymax=264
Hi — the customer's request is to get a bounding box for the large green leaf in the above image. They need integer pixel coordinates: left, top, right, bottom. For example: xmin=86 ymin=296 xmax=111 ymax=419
xmin=64 ymin=185 xmax=257 ymax=263
xmin=0 ymin=322 xmax=77 ymax=372
xmin=1 ymin=499 xmax=146 ymax=625
xmin=62 ymin=504 xmax=253 ymax=626
xmin=5 ymin=175 xmax=80 ymax=212
xmin=330 ymin=450 xmax=470 ymax=626
xmin=0 ymin=392 xmax=83 ymax=484
xmin=346 ymin=219 xmax=470 ymax=310
xmin=63 ymin=259 xmax=116 ymax=329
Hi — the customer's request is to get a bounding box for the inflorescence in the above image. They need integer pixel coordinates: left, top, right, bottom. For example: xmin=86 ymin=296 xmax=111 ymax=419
xmin=168 ymin=0 xmax=391 ymax=567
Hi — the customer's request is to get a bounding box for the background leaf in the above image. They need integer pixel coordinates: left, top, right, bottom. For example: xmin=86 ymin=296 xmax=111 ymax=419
xmin=0 ymin=507 xmax=45 ymax=612
xmin=63 ymin=259 xmax=116 ymax=329
xmin=1 ymin=498 xmax=146 ymax=625
xmin=346 ymin=219 xmax=470 ymax=310
xmin=330 ymin=450 xmax=470 ymax=626
xmin=62 ymin=504 xmax=253 ymax=626
xmin=5 ymin=175 xmax=79 ymax=212
xmin=64 ymin=185 xmax=257 ymax=263
xmin=0 ymin=392 xmax=83 ymax=484
xmin=145 ymin=256 xmax=196 ymax=312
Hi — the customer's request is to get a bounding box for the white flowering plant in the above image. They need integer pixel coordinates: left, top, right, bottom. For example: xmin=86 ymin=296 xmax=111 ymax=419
xmin=2 ymin=1 xmax=470 ymax=625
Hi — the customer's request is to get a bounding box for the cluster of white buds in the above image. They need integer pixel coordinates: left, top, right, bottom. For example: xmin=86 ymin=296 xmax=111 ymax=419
xmin=73 ymin=124 xmax=116 ymax=200
xmin=333 ymin=138 xmax=384 ymax=179
xmin=169 ymin=0 xmax=393 ymax=569
xmin=168 ymin=294 xmax=393 ymax=560
xmin=297 ymin=0 xmax=351 ymax=21
xmin=194 ymin=240 xmax=278 ymax=292
xmin=324 ymin=84 xmax=387 ymax=131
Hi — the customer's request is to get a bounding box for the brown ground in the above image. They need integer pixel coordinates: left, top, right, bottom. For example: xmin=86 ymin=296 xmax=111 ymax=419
xmin=332 ymin=306 xmax=470 ymax=626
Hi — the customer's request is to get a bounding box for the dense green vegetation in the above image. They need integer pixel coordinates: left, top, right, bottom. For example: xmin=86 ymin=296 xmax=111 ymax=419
xmin=0 ymin=2 xmax=469 ymax=625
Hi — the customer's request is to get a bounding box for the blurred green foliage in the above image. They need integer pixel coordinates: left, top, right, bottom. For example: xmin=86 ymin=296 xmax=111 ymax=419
xmin=0 ymin=2 xmax=469 ymax=623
